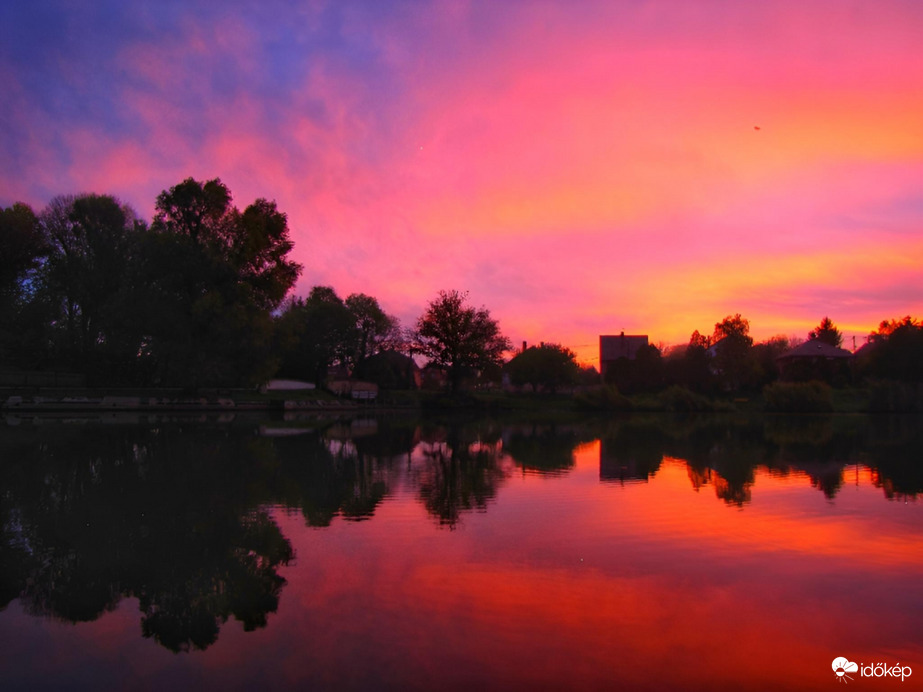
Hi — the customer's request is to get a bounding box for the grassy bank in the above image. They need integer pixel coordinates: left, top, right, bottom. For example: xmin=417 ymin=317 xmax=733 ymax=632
xmin=0 ymin=383 xmax=894 ymax=415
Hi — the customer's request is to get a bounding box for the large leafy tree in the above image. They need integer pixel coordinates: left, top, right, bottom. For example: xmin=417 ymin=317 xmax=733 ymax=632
xmin=414 ymin=290 xmax=511 ymax=392
xmin=275 ymin=287 xmax=357 ymax=386
xmin=0 ymin=203 xmax=46 ymax=298
xmin=38 ymin=194 xmax=146 ymax=378
xmin=866 ymin=316 xmax=922 ymax=383
xmin=507 ymin=343 xmax=579 ymax=393
xmin=712 ymin=313 xmax=755 ymax=391
xmin=143 ymin=177 xmax=301 ymax=386
xmin=674 ymin=330 xmax=714 ymax=392
xmin=151 ymin=177 xmax=300 ymax=312
xmin=152 ymin=177 xmax=231 ymax=245
xmin=0 ymin=202 xmax=51 ymax=368
xmin=345 ymin=292 xmax=399 ymax=365
xmin=809 ymin=316 xmax=843 ymax=347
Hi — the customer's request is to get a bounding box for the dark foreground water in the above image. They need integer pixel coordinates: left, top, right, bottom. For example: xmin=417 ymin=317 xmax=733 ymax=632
xmin=0 ymin=412 xmax=920 ymax=691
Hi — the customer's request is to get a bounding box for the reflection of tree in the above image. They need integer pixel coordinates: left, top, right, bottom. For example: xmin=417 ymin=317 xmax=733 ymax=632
xmin=502 ymin=423 xmax=580 ymax=475
xmin=802 ymin=462 xmax=845 ymax=499
xmin=3 ymin=409 xmax=919 ymax=659
xmin=763 ymin=416 xmax=861 ymax=500
xmin=272 ymin=424 xmax=404 ymax=526
xmin=599 ymin=422 xmax=664 ymax=483
xmin=604 ymin=416 xmax=767 ymax=505
xmin=0 ymin=422 xmax=293 ymax=652
xmin=413 ymin=421 xmax=509 ymax=527
xmin=865 ymin=416 xmax=922 ymax=500
xmin=138 ymin=510 xmax=291 ymax=652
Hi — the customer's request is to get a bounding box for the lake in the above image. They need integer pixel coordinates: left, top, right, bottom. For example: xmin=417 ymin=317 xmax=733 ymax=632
xmin=0 ymin=412 xmax=920 ymax=690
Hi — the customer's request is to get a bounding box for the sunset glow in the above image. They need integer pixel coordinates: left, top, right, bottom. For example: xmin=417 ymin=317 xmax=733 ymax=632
xmin=2 ymin=1 xmax=922 ymax=364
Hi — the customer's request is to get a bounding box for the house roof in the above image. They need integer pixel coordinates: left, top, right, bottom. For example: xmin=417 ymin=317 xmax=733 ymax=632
xmin=777 ymin=339 xmax=854 ymax=361
xmin=599 ymin=333 xmax=649 ymax=361
xmin=852 ymin=340 xmax=878 ymax=358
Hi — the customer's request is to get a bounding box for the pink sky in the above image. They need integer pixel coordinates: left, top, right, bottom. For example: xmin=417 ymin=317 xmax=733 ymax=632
xmin=2 ymin=1 xmax=921 ymax=364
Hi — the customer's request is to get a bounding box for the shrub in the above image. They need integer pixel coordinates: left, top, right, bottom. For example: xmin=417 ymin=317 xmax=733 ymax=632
xmin=762 ymin=381 xmax=833 ymax=413
xmin=573 ymin=385 xmax=633 ymax=412
xmin=658 ymin=385 xmax=725 ymax=412
xmin=868 ymin=380 xmax=921 ymax=413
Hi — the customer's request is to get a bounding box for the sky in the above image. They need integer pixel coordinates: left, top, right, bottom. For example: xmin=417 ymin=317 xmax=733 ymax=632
xmin=2 ymin=0 xmax=921 ymax=365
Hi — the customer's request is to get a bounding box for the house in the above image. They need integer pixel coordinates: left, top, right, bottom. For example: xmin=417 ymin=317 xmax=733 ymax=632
xmin=705 ymin=336 xmax=727 ymax=359
xmin=776 ymin=339 xmax=854 ymax=381
xmin=599 ymin=332 xmax=649 ymax=379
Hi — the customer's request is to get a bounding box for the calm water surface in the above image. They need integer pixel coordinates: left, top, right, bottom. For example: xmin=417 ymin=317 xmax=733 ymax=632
xmin=0 ymin=413 xmax=920 ymax=691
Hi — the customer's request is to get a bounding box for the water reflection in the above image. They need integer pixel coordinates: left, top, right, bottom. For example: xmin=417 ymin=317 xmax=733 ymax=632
xmin=503 ymin=422 xmax=584 ymax=475
xmin=411 ymin=420 xmax=510 ymax=527
xmin=593 ymin=414 xmax=921 ymax=506
xmin=0 ymin=423 xmax=293 ymax=652
xmin=0 ymin=412 xmax=920 ymax=660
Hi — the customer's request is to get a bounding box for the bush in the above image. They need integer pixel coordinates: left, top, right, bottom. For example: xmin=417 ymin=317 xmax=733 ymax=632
xmin=868 ymin=380 xmax=922 ymax=413
xmin=658 ymin=386 xmax=725 ymax=412
xmin=762 ymin=381 xmax=833 ymax=413
xmin=573 ymin=385 xmax=632 ymax=412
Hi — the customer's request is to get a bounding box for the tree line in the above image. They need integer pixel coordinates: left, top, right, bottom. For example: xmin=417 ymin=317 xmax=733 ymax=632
xmin=0 ymin=179 xmax=512 ymax=390
xmin=591 ymin=312 xmax=923 ymax=398
xmin=2 ymin=178 xmax=920 ymax=393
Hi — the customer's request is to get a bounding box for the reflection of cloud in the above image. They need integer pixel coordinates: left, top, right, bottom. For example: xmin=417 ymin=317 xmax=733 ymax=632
xmin=1 ymin=1 xmax=922 ymax=359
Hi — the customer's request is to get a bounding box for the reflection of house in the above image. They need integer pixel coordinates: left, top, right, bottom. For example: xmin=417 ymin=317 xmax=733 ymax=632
xmin=599 ymin=332 xmax=648 ymax=378
xmin=776 ymin=339 xmax=853 ymax=380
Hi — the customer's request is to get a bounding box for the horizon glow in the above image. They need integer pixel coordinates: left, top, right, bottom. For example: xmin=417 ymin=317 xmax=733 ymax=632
xmin=2 ymin=1 xmax=921 ymax=364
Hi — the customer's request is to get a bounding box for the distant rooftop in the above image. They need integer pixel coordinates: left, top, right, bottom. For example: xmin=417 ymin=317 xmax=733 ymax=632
xmin=599 ymin=333 xmax=649 ymax=362
xmin=777 ymin=339 xmax=854 ymax=361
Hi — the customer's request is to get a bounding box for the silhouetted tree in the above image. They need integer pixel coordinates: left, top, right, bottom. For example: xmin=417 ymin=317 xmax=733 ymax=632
xmin=809 ymin=316 xmax=843 ymax=347
xmin=0 ymin=202 xmax=49 ymax=366
xmin=38 ymin=194 xmax=146 ymax=379
xmin=141 ymin=177 xmax=301 ymax=385
xmin=276 ymin=287 xmax=357 ymax=386
xmin=712 ymin=313 xmax=754 ymax=391
xmin=414 ymin=290 xmax=511 ymax=393
xmin=865 ymin=316 xmax=923 ymax=384
xmin=689 ymin=329 xmax=710 ymax=349
xmin=751 ymin=335 xmax=789 ymax=387
xmin=505 ymin=343 xmax=580 ymax=393
xmin=577 ymin=364 xmax=601 ymax=386
xmin=0 ymin=202 xmax=46 ymax=298
xmin=345 ymin=293 xmax=400 ymax=366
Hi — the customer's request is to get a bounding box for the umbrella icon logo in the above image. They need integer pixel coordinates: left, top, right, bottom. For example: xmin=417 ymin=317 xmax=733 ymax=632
xmin=832 ymin=657 xmax=859 ymax=683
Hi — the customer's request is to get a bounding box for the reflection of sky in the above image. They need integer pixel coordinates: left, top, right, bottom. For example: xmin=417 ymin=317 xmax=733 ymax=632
xmin=1 ymin=437 xmax=921 ymax=689
xmin=2 ymin=2 xmax=923 ymax=363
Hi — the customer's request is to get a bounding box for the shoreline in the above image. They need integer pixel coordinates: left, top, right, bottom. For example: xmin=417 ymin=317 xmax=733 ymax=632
xmin=1 ymin=390 xmax=365 ymax=414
